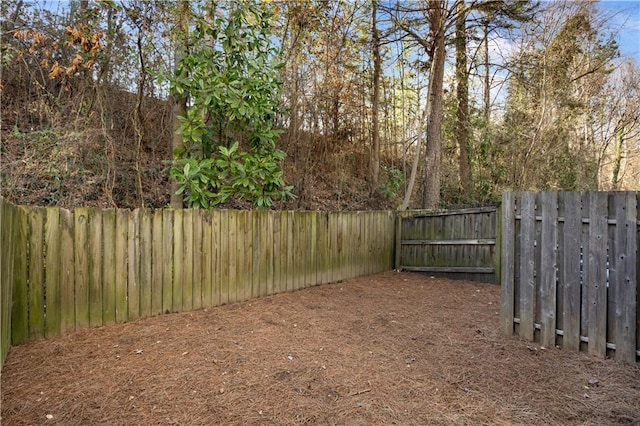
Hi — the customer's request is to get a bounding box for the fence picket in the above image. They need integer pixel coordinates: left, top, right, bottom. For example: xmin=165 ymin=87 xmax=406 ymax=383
xmin=102 ymin=209 xmax=116 ymax=326
xmin=0 ymin=200 xmax=15 ymax=363
xmin=540 ymin=192 xmax=558 ymax=348
xmin=339 ymin=212 xmax=349 ymax=281
xmin=172 ymin=209 xmax=183 ymax=312
xmin=74 ymin=208 xmax=90 ymax=330
xmin=212 ymin=210 xmax=221 ymax=306
xmin=373 ymin=212 xmax=381 ymax=273
xmin=272 ymin=211 xmax=282 ymax=295
xmin=363 ymin=213 xmax=371 ymax=275
xmin=348 ymin=212 xmax=357 ymax=279
xmin=318 ymin=212 xmax=329 ymax=284
xmin=371 ymin=213 xmax=379 ymax=274
xmin=45 ymin=208 xmax=61 ymax=337
xmin=236 ymin=211 xmax=251 ymax=300
xmin=281 ymin=211 xmax=290 ymax=291
xmin=294 ymin=212 xmax=306 ymax=290
xmin=266 ymin=211 xmax=275 ymax=294
xmin=587 ymin=192 xmax=608 ymax=357
xmin=162 ymin=210 xmax=174 ymax=313
xmin=243 ymin=210 xmax=253 ymax=301
xmin=501 ymin=193 xmax=516 ymax=336
xmin=227 ymin=210 xmax=238 ymax=303
xmin=152 ymin=210 xmax=164 ymax=316
xmin=11 ymin=206 xmax=29 ymax=345
xmin=286 ymin=211 xmax=295 ymax=292
xmin=518 ymin=192 xmax=537 ymax=341
xmin=140 ymin=209 xmax=152 ymax=318
xmin=60 ymin=209 xmax=75 ymax=334
xmin=262 ymin=210 xmax=272 ymax=295
xmin=613 ymin=192 xmax=637 ymax=362
xmin=202 ymin=211 xmax=213 ymax=307
xmin=115 ymin=210 xmax=128 ymax=322
xmin=561 ymin=192 xmax=582 ymax=351
xmin=182 ymin=209 xmax=194 ymax=312
xmin=219 ymin=210 xmax=230 ymax=304
xmin=580 ymin=193 xmax=591 ymax=343
xmin=28 ymin=208 xmax=46 ymax=339
xmin=310 ymin=212 xmax=318 ymax=286
xmin=192 ymin=210 xmax=203 ymax=310
xmin=88 ymin=209 xmax=104 ymax=327
xmin=128 ymin=210 xmax=141 ymax=320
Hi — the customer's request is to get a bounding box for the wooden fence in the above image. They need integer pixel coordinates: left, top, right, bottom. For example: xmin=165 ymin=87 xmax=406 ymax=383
xmin=500 ymin=191 xmax=639 ymax=363
xmin=0 ymin=197 xmax=396 ymax=367
xmin=7 ymin=192 xmax=636 ymax=367
xmin=396 ymin=206 xmax=499 ymax=283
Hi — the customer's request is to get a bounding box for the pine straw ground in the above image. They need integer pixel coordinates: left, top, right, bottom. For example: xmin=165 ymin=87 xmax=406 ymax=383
xmin=1 ymin=272 xmax=639 ymax=425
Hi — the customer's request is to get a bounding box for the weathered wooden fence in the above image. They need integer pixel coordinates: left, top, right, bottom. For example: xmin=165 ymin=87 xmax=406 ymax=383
xmin=7 ymin=191 xmax=636 ymax=368
xmin=396 ymin=206 xmax=499 ymax=283
xmin=501 ymin=191 xmax=639 ymax=363
xmin=0 ymin=198 xmax=396 ymax=363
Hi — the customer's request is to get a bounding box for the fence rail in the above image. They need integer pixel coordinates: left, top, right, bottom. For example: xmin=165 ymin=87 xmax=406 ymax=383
xmin=500 ymin=191 xmax=639 ymax=363
xmin=0 ymin=198 xmax=396 ymax=367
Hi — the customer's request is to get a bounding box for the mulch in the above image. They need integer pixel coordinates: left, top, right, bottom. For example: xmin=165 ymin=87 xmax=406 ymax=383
xmin=2 ymin=271 xmax=639 ymax=425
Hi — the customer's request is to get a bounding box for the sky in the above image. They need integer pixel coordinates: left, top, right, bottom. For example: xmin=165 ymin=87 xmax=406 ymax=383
xmin=598 ymin=0 xmax=640 ymax=62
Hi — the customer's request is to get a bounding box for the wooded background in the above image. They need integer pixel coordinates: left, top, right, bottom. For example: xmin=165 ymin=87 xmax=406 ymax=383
xmin=1 ymin=0 xmax=639 ymax=210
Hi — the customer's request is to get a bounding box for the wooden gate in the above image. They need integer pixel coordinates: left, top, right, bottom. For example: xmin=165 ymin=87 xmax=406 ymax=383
xmin=395 ymin=206 xmax=499 ymax=283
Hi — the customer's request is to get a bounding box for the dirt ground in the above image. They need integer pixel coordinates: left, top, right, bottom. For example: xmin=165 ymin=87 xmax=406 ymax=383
xmin=1 ymin=272 xmax=639 ymax=425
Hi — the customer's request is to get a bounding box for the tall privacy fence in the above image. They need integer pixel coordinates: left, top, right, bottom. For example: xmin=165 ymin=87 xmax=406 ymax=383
xmin=500 ymin=191 xmax=640 ymax=363
xmin=3 ymin=193 xmax=638 ymax=368
xmin=0 ymin=197 xmax=397 ymax=368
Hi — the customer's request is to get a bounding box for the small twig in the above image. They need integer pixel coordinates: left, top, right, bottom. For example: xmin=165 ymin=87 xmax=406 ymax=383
xmin=349 ymin=388 xmax=372 ymax=396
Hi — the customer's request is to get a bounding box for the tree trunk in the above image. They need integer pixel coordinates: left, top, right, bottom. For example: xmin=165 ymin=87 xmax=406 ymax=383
xmin=369 ymin=0 xmax=381 ymax=194
xmin=400 ymin=88 xmax=429 ymax=211
xmin=421 ymin=4 xmax=446 ymax=210
xmin=170 ymin=0 xmax=189 ymax=209
xmin=611 ymin=126 xmax=626 ymax=190
xmin=134 ymin=25 xmax=147 ymax=208
xmin=483 ymin=19 xmax=491 ymax=126
xmin=455 ymin=0 xmax=472 ymax=198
